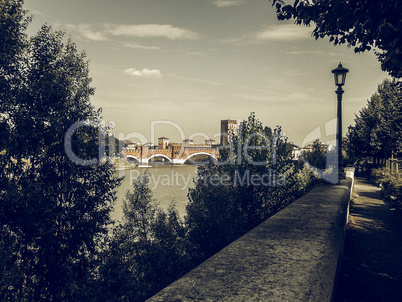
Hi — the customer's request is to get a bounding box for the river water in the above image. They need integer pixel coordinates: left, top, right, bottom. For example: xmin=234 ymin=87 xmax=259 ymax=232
xmin=112 ymin=165 xmax=198 ymax=221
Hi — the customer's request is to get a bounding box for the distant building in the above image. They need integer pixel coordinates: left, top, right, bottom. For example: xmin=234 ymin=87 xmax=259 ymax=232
xmin=183 ymin=139 xmax=194 ymax=146
xmin=220 ymin=119 xmax=238 ymax=146
xmin=122 ymin=140 xmax=134 ymax=146
xmin=292 ymin=146 xmax=312 ymax=160
xmin=143 ymin=142 xmax=154 ymax=149
xmin=158 ymin=137 xmax=169 ymax=150
xmin=292 ymin=142 xmax=334 ymax=161
xmin=205 ymin=139 xmax=215 ymax=146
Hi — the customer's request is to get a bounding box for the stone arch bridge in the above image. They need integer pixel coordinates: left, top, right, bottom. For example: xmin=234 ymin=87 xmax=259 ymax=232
xmin=122 ymin=145 xmax=219 ymax=165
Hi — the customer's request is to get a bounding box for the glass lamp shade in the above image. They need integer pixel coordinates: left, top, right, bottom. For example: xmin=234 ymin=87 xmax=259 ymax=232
xmin=332 ymin=62 xmax=349 ymax=86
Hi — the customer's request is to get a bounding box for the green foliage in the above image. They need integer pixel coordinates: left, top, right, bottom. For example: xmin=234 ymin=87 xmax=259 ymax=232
xmin=0 ymin=3 xmax=121 ymax=300
xmin=0 ymin=0 xmax=30 ymax=77
xmin=371 ymin=168 xmax=402 ymax=209
xmin=301 ymin=139 xmax=327 ymax=170
xmin=271 ymin=0 xmax=402 ymax=79
xmin=0 ymin=0 xmax=30 ymax=149
xmin=185 ymin=113 xmax=300 ymax=261
xmin=292 ymin=165 xmax=316 ymax=194
xmin=0 ymin=225 xmax=24 ymax=301
xmin=350 ymin=79 xmax=402 ymax=161
xmin=294 ymin=139 xmax=337 ymax=188
xmin=98 ymin=174 xmax=189 ymax=302
xmin=105 ymin=135 xmax=127 ymax=157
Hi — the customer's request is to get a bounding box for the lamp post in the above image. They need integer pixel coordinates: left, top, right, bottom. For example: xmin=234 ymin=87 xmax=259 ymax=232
xmin=348 ymin=125 xmax=353 ymax=165
xmin=332 ymin=62 xmax=349 ymax=172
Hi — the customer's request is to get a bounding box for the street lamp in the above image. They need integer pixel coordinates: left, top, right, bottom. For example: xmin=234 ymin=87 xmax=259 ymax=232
xmin=348 ymin=125 xmax=353 ymax=165
xmin=332 ymin=62 xmax=349 ymax=172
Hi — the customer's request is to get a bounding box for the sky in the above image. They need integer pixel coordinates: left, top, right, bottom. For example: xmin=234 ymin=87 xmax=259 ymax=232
xmin=24 ymin=0 xmax=388 ymax=147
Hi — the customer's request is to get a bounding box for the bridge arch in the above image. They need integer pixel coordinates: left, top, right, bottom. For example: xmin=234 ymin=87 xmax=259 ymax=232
xmin=126 ymin=155 xmax=141 ymax=163
xmin=147 ymin=154 xmax=173 ymax=164
xmin=184 ymin=152 xmax=218 ymax=164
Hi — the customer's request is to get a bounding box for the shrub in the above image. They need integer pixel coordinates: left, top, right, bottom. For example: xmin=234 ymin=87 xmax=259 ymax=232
xmin=371 ymin=168 xmax=402 ymax=209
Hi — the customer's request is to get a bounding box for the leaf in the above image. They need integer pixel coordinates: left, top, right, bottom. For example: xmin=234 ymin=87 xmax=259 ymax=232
xmin=268 ymin=0 xmax=402 ymax=79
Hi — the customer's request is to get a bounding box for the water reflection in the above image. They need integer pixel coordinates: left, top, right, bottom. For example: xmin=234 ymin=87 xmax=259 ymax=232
xmin=112 ymin=165 xmax=198 ymax=221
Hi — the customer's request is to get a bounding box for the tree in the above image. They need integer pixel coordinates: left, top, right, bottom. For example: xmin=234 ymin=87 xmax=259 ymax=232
xmin=0 ymin=2 xmax=121 ymax=299
xmin=351 ymin=79 xmax=402 ymax=162
xmin=302 ymin=139 xmax=327 ymax=170
xmin=98 ymin=173 xmax=188 ymax=302
xmin=185 ymin=113 xmax=298 ymax=262
xmin=271 ymin=0 xmax=402 ymax=80
xmin=0 ymin=0 xmax=30 ymax=150
xmin=105 ymin=135 xmax=127 ymax=158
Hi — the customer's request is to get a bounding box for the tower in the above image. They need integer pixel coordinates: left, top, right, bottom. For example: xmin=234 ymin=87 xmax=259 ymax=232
xmin=158 ymin=137 xmax=169 ymax=149
xmin=220 ymin=119 xmax=238 ymax=146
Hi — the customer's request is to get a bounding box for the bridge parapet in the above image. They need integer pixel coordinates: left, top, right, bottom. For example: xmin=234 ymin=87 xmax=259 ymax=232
xmin=122 ymin=145 xmax=219 ymax=164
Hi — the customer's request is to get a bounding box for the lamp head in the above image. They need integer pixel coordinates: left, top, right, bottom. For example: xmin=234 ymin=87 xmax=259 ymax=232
xmin=332 ymin=62 xmax=349 ymax=87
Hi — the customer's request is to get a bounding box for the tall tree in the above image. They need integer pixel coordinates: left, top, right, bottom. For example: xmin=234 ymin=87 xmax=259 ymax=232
xmin=185 ymin=113 xmax=297 ymax=262
xmin=271 ymin=0 xmax=402 ymax=80
xmin=0 ymin=2 xmax=121 ymax=300
xmin=0 ymin=0 xmax=30 ymax=148
xmin=351 ymin=79 xmax=402 ymax=161
xmin=302 ymin=139 xmax=327 ymax=170
xmin=98 ymin=173 xmax=188 ymax=302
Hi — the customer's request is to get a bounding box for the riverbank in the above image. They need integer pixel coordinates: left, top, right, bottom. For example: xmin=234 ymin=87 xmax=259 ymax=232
xmin=114 ymin=158 xmax=195 ymax=171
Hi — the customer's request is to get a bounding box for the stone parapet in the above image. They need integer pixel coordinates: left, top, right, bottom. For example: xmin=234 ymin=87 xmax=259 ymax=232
xmin=147 ymin=177 xmax=353 ymax=302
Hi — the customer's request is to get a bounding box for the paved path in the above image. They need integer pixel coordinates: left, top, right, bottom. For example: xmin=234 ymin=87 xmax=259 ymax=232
xmin=335 ymin=177 xmax=402 ymax=302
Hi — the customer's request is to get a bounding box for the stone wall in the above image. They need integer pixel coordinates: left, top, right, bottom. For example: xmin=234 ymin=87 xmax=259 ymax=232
xmin=147 ymin=177 xmax=353 ymax=302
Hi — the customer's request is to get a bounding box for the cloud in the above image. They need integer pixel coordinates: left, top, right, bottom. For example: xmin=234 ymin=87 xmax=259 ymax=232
xmin=221 ymin=24 xmax=312 ymax=46
xmin=122 ymin=42 xmax=160 ymax=50
xmin=67 ymin=23 xmax=200 ymax=41
xmin=285 ymin=50 xmax=340 ymax=57
xmin=110 ymin=24 xmax=200 ymax=40
xmin=66 ymin=24 xmax=108 ymax=41
xmin=124 ymin=68 xmax=163 ymax=78
xmin=213 ymin=0 xmax=245 ymax=7
xmin=254 ymin=24 xmax=312 ymax=41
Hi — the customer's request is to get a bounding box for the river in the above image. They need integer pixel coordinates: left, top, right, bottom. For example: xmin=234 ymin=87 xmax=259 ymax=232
xmin=112 ymin=165 xmax=198 ymax=221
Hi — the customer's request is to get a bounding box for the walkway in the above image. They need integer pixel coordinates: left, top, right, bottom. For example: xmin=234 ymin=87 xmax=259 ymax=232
xmin=335 ymin=177 xmax=402 ymax=301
